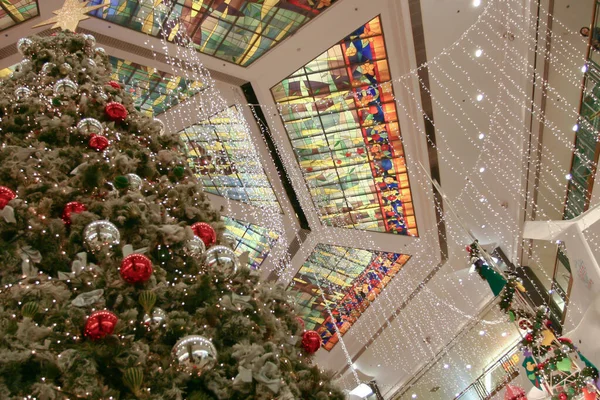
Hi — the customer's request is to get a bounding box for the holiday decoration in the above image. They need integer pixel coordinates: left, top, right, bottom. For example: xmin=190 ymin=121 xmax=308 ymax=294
xmin=62 ymin=201 xmax=86 ymax=225
xmin=0 ymin=31 xmax=343 ymax=400
xmin=53 ymin=78 xmax=78 ymax=96
xmin=77 ymin=118 xmax=103 ymax=135
xmin=14 ymin=86 xmax=31 ymax=100
xmin=107 ymin=81 xmax=121 ymax=89
xmin=204 ymin=245 xmax=240 ymax=277
xmin=83 ymin=220 xmax=120 ymax=251
xmin=89 ymin=134 xmax=109 ymax=151
xmin=504 ymin=384 xmax=527 ymax=400
xmin=172 ymin=335 xmax=217 ymax=375
xmin=0 ymin=186 xmax=16 ymax=209
xmin=153 ymin=118 xmax=165 ymax=134
xmin=21 ymin=302 xmax=39 ymax=318
xmin=221 ymin=232 xmax=237 ymax=249
xmin=84 ymin=310 xmax=118 ymax=341
xmin=105 ymin=102 xmax=128 ymax=122
xmin=191 ymin=222 xmax=216 ymax=247
xmin=41 ymin=62 xmax=56 ymax=75
xmin=16 ymin=37 xmax=33 ymax=56
xmin=301 ymin=330 xmax=322 ymax=354
xmin=143 ymin=307 xmax=166 ymax=329
xmin=183 ymin=236 xmax=206 ymax=258
xmin=122 ymin=367 xmax=144 ymax=396
xmin=138 ymin=290 xmax=156 ymax=314
xmin=120 ymin=254 xmax=153 ymax=284
xmin=33 ymin=0 xmax=107 ymax=32
xmin=126 ymin=173 xmax=143 ymax=191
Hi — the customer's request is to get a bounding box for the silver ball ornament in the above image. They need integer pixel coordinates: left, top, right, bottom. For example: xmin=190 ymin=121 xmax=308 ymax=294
xmin=83 ymin=58 xmax=97 ymax=70
xmin=14 ymin=87 xmax=31 ymax=100
xmin=41 ymin=62 xmax=56 ymax=76
xmin=17 ymin=59 xmax=32 ymax=72
xmin=143 ymin=307 xmax=167 ymax=329
xmin=183 ymin=236 xmax=206 ymax=258
xmin=17 ymin=38 xmax=33 ymax=56
xmin=77 ymin=118 xmax=103 ymax=135
xmin=172 ymin=335 xmax=217 ymax=376
xmin=94 ymin=47 xmax=106 ymax=56
xmin=560 ymin=344 xmax=571 ymax=354
xmin=84 ymin=34 xmax=97 ymax=47
xmin=204 ymin=245 xmax=240 ymax=277
xmin=153 ymin=118 xmax=165 ymax=135
xmin=126 ymin=173 xmax=143 ymax=191
xmin=53 ymin=78 xmax=78 ymax=96
xmin=83 ymin=220 xmax=120 ymax=252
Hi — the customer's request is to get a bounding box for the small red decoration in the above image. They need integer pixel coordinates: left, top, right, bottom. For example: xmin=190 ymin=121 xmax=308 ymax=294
xmin=296 ymin=317 xmax=305 ymax=331
xmin=191 ymin=222 xmax=216 ymax=247
xmin=107 ymin=81 xmax=121 ymax=89
xmin=0 ymin=186 xmax=16 ymax=209
xmin=503 ymin=384 xmax=527 ymax=400
xmin=357 ymin=148 xmax=365 ymax=155
xmin=120 ymin=254 xmax=153 ymax=284
xmin=89 ymin=134 xmax=109 ymax=151
xmin=558 ymin=393 xmax=568 ymax=400
xmin=62 ymin=201 xmax=86 ymax=225
xmin=105 ymin=101 xmax=128 ymax=122
xmin=84 ymin=310 xmax=118 ymax=341
xmin=466 ymin=245 xmax=472 ymax=253
xmin=558 ymin=337 xmax=573 ymax=344
xmin=524 ymin=333 xmax=533 ymax=342
xmin=301 ymin=330 xmax=321 ymax=354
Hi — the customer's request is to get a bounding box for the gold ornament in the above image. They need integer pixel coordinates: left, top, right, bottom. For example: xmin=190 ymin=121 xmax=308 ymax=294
xmin=33 ymin=0 xmax=107 ymax=32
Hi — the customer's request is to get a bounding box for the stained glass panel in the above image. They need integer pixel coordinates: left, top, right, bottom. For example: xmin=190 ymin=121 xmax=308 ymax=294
xmin=288 ymin=243 xmax=410 ymax=350
xmin=88 ymin=0 xmax=337 ymax=66
xmin=271 ymin=16 xmax=418 ymax=236
xmin=179 ymin=106 xmax=281 ymax=210
xmin=0 ymin=0 xmax=39 ymax=32
xmin=108 ymin=56 xmax=203 ymax=116
xmin=222 ymin=216 xmax=279 ymax=270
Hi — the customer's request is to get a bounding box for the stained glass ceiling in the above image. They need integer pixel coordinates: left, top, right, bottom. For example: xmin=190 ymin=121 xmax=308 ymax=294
xmin=222 ymin=216 xmax=279 ymax=270
xmin=88 ymin=0 xmax=337 ymax=67
xmin=288 ymin=244 xmax=410 ymax=351
xmin=108 ymin=56 xmax=203 ymax=116
xmin=0 ymin=0 xmax=39 ymax=32
xmin=179 ymin=106 xmax=281 ymax=210
xmin=271 ymin=16 xmax=418 ymax=236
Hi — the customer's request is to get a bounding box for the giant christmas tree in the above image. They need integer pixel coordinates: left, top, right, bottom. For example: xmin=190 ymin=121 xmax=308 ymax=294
xmin=0 ymin=31 xmax=343 ymax=400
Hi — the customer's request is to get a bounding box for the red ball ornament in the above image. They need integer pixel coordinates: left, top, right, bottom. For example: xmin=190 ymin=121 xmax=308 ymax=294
xmin=105 ymin=101 xmax=128 ymax=122
xmin=558 ymin=393 xmax=568 ymax=400
xmin=84 ymin=310 xmax=118 ymax=341
xmin=301 ymin=330 xmax=322 ymax=354
xmin=120 ymin=254 xmax=153 ymax=284
xmin=0 ymin=186 xmax=16 ymax=209
xmin=524 ymin=333 xmax=533 ymax=342
xmin=62 ymin=201 xmax=86 ymax=225
xmin=107 ymin=81 xmax=121 ymax=89
xmin=191 ymin=222 xmax=216 ymax=247
xmin=89 ymin=134 xmax=109 ymax=151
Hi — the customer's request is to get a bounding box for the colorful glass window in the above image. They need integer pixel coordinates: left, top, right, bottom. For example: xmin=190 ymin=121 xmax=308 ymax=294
xmin=108 ymin=56 xmax=203 ymax=116
xmin=271 ymin=16 xmax=418 ymax=236
xmin=179 ymin=106 xmax=281 ymax=210
xmin=288 ymin=244 xmax=410 ymax=350
xmin=88 ymin=0 xmax=336 ymax=66
xmin=0 ymin=0 xmax=38 ymax=32
xmin=222 ymin=216 xmax=279 ymax=270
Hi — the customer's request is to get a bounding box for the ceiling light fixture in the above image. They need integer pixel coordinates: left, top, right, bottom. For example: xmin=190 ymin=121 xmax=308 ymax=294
xmin=473 ymin=0 xmax=482 ymax=6
xmin=349 ymin=384 xmax=373 ymax=398
xmin=478 ymin=133 xmax=485 ymax=139
xmin=475 ymin=49 xmax=483 ymax=57
xmin=476 ymin=94 xmax=484 ymax=101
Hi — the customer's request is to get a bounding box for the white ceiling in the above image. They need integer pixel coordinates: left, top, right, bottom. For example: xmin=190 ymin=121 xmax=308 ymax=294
xmin=0 ymin=0 xmax=592 ymax=398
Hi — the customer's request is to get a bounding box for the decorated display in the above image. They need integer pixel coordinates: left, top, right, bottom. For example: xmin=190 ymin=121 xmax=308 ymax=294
xmin=470 ymin=242 xmax=599 ymax=399
xmin=0 ymin=31 xmax=342 ymax=399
